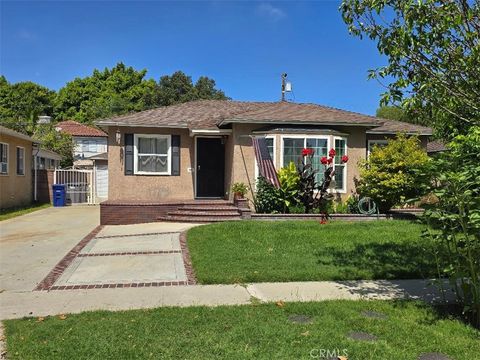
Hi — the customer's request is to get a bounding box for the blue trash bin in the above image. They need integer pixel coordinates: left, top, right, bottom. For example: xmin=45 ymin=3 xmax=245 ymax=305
xmin=52 ymin=184 xmax=67 ymax=207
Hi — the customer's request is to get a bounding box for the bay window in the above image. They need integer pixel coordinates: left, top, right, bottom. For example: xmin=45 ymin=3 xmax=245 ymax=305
xmin=282 ymin=136 xmax=329 ymax=184
xmin=134 ymin=134 xmax=171 ymax=175
xmin=333 ymin=138 xmax=347 ymax=192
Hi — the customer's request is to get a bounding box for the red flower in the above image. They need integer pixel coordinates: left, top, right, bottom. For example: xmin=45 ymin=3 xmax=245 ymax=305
xmin=327 ymin=157 xmax=333 ymax=165
xmin=328 ymin=148 xmax=336 ymax=157
xmin=302 ymin=148 xmax=314 ymax=156
xmin=341 ymin=155 xmax=349 ymax=163
xmin=320 ymin=156 xmax=328 ymax=165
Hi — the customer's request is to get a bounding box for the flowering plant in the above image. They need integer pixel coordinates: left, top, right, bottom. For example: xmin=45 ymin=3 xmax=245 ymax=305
xmin=297 ymin=148 xmax=348 ymax=214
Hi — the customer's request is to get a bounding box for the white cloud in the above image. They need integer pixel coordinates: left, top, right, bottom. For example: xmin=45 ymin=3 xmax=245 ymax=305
xmin=256 ymin=3 xmax=286 ymax=22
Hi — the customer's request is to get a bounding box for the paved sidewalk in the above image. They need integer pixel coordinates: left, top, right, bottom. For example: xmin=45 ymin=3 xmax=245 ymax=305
xmin=0 ymin=279 xmax=455 ymax=320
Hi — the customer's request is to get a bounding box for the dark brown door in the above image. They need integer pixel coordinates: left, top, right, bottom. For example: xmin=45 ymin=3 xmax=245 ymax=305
xmin=196 ymin=138 xmax=225 ymax=198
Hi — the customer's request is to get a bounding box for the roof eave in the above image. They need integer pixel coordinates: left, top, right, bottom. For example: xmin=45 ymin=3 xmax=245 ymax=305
xmin=218 ymin=118 xmax=379 ymax=127
xmin=95 ymin=121 xmax=189 ymax=129
xmin=366 ymin=130 xmax=433 ymax=136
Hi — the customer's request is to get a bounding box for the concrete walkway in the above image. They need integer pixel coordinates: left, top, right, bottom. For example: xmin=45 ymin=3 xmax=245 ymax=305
xmin=0 ymin=279 xmax=454 ymax=320
xmin=0 ymin=206 xmax=100 ymax=292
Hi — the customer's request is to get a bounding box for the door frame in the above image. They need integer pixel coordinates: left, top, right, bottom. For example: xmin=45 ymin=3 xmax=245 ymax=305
xmin=194 ymin=136 xmax=225 ymax=199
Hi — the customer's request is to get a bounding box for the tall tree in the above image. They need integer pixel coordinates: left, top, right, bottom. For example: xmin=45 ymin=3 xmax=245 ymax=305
xmin=341 ymin=0 xmax=480 ymax=139
xmin=157 ymin=71 xmax=228 ymax=106
xmin=0 ymin=76 xmax=55 ymax=135
xmin=375 ymin=105 xmax=429 ymax=125
xmin=54 ymin=63 xmax=159 ymax=123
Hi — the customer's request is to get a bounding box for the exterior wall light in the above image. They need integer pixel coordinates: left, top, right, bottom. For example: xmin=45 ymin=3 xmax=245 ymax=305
xmin=115 ymin=129 xmax=121 ymax=145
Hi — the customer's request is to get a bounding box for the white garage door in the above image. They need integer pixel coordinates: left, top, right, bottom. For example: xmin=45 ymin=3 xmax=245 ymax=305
xmin=96 ymin=165 xmax=108 ymax=199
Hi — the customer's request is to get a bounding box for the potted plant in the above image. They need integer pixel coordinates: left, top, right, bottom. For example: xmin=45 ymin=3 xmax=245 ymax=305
xmin=231 ymin=182 xmax=249 ymax=200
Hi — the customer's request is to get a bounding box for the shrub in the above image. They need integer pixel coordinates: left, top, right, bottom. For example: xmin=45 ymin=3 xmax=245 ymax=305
xmin=357 ymin=134 xmax=431 ymax=212
xmin=277 ymin=162 xmax=300 ymax=213
xmin=254 ymin=177 xmax=282 ymax=214
xmin=346 ymin=194 xmax=360 ymax=214
xmin=422 ymin=126 xmax=480 ymax=327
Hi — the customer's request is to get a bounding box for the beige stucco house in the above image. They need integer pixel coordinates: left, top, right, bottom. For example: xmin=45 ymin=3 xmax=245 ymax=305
xmin=96 ymin=100 xmax=431 ymax=224
xmin=0 ymin=126 xmax=35 ymax=209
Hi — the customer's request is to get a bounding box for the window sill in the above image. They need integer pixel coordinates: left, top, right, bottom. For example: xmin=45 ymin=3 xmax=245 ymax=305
xmin=133 ymin=172 xmax=171 ymax=176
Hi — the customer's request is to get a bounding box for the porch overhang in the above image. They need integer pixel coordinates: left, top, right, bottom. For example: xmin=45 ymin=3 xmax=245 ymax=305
xmin=189 ymin=129 xmax=232 ymax=137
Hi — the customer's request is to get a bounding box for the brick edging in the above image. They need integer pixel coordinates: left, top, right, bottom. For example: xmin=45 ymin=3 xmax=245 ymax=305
xmin=77 ymin=250 xmax=182 ymax=257
xmin=49 ymin=281 xmax=188 ymax=290
xmin=179 ymin=231 xmax=197 ymax=285
xmin=34 ymin=225 xmax=104 ymax=291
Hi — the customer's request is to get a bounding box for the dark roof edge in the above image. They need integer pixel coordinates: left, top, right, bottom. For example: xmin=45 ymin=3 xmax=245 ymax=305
xmin=219 ymin=119 xmax=378 ymax=127
xmin=95 ymin=121 xmax=189 ymax=129
xmin=366 ymin=130 xmax=432 ymax=136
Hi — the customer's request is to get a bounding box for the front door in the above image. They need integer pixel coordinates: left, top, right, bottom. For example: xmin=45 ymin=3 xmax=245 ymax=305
xmin=196 ymin=137 xmax=225 ymax=198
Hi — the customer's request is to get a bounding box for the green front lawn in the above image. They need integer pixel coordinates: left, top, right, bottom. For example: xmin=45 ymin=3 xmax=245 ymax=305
xmin=0 ymin=203 xmax=51 ymax=221
xmin=187 ymin=220 xmax=436 ymax=284
xmin=4 ymin=301 xmax=479 ymax=359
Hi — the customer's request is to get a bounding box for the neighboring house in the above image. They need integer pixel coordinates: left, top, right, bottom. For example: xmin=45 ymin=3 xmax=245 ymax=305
xmin=0 ymin=126 xmax=36 ymax=209
xmin=96 ymin=100 xmax=431 ymax=223
xmin=33 ymin=148 xmax=62 ymax=170
xmin=55 ymin=120 xmax=109 ymax=201
xmin=427 ymin=140 xmax=447 ymax=155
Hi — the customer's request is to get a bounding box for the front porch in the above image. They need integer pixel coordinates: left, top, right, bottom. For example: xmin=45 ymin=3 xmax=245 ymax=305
xmin=100 ymin=199 xmax=251 ymax=225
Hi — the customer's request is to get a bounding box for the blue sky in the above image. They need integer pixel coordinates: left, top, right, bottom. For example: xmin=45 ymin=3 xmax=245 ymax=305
xmin=1 ymin=1 xmax=387 ymax=115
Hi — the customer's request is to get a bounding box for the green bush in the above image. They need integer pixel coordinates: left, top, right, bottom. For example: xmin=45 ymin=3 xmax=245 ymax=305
xmin=422 ymin=126 xmax=480 ymax=327
xmin=254 ymin=177 xmax=282 ymax=214
xmin=277 ymin=162 xmax=300 ymax=213
xmin=357 ymin=134 xmax=431 ymax=212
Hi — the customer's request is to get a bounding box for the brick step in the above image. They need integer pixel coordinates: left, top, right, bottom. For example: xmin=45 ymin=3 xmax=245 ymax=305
xmin=181 ymin=206 xmax=240 ymax=212
xmin=157 ymin=215 xmax=242 ymax=223
xmin=168 ymin=210 xmax=241 ymax=217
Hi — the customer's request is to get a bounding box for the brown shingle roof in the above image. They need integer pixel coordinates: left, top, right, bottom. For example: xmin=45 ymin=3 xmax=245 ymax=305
xmin=96 ymin=100 xmax=432 ymax=135
xmin=427 ymin=140 xmax=447 ymax=153
xmin=56 ymin=120 xmax=107 ymax=137
xmin=366 ymin=119 xmax=432 ymax=135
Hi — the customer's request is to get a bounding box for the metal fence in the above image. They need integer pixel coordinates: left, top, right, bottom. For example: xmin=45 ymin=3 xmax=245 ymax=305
xmin=54 ymin=169 xmax=94 ymax=205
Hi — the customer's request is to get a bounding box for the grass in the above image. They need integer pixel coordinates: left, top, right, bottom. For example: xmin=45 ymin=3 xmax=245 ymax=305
xmin=4 ymin=301 xmax=479 ymax=359
xmin=0 ymin=203 xmax=51 ymax=221
xmin=187 ymin=220 xmax=436 ymax=284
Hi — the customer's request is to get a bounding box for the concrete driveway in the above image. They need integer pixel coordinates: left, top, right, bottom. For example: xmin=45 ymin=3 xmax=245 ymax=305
xmin=0 ymin=206 xmax=100 ymax=292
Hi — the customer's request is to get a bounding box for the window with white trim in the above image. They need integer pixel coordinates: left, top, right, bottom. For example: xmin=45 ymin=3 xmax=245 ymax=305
xmin=282 ymin=136 xmax=329 ymax=184
xmin=333 ymin=138 xmax=347 ymax=192
xmin=367 ymin=140 xmax=388 ymax=156
xmin=16 ymin=147 xmax=25 ymax=175
xmin=134 ymin=134 xmax=171 ymax=175
xmin=0 ymin=143 xmax=8 ymax=174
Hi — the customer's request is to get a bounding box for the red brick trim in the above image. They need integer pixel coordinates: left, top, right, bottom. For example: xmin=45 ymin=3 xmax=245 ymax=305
xmin=77 ymin=250 xmax=182 ymax=257
xmin=49 ymin=281 xmax=188 ymax=290
xmin=179 ymin=231 xmax=197 ymax=285
xmin=34 ymin=225 xmax=104 ymax=291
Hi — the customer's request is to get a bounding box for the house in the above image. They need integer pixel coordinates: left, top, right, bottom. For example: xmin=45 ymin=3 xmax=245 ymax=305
xmin=55 ymin=120 xmax=109 ymax=201
xmin=96 ymin=100 xmax=431 ymax=224
xmin=33 ymin=148 xmax=62 ymax=170
xmin=0 ymin=126 xmax=36 ymax=209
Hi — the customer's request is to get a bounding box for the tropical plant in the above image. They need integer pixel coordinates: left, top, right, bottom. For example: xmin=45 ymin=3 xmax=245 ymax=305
xmin=356 ymin=134 xmax=431 ymax=213
xmin=297 ymin=148 xmax=348 ymax=214
xmin=277 ymin=162 xmax=300 ymax=213
xmin=231 ymin=182 xmax=249 ymax=198
xmin=422 ymin=126 xmax=480 ymax=327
